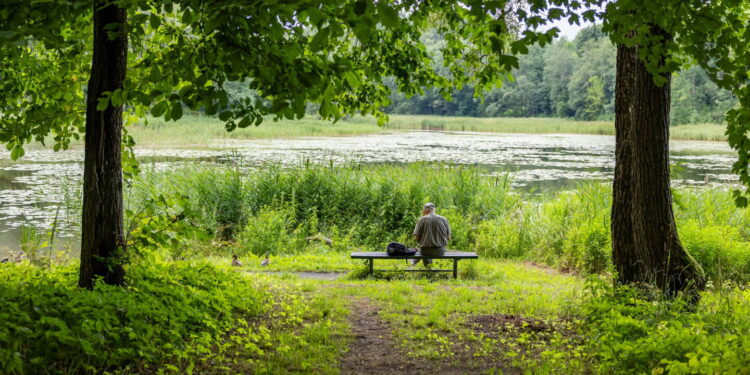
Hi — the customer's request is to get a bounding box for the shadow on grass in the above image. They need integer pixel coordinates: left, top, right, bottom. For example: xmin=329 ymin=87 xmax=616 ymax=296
xmin=346 ymin=260 xmax=480 ymax=281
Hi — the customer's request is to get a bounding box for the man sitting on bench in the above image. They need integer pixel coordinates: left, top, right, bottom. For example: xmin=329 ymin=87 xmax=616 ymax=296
xmin=411 ymin=202 xmax=452 ymax=267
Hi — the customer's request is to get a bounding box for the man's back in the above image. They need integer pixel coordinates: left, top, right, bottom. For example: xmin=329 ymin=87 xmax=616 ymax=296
xmin=413 ymin=213 xmax=451 ymax=249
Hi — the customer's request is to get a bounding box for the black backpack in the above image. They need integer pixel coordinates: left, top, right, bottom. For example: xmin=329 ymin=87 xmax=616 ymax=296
xmin=387 ymin=242 xmax=417 ymax=256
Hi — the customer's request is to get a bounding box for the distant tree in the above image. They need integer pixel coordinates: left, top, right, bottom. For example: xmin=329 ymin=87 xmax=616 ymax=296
xmin=385 ymin=23 xmax=736 ymax=124
xmin=567 ymin=37 xmax=616 ymax=119
xmin=671 ymin=66 xmax=737 ymax=125
xmin=573 ymin=23 xmax=606 ymax=55
xmin=583 ymin=75 xmax=605 ymax=120
xmin=543 ymin=41 xmax=578 ymax=117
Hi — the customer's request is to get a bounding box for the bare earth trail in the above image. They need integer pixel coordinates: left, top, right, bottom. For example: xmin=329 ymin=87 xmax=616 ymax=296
xmin=339 ymin=297 xmax=524 ymax=375
xmin=339 ymin=298 xmax=423 ymax=375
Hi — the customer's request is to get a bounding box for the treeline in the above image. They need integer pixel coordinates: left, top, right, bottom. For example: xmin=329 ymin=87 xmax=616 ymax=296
xmin=386 ymin=26 xmax=737 ymax=125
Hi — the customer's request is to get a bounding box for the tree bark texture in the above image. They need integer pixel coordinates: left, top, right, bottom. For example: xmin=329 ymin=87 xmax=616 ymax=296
xmin=611 ymin=43 xmax=637 ymax=282
xmin=78 ymin=1 xmax=127 ymax=288
xmin=612 ymin=27 xmax=705 ymax=296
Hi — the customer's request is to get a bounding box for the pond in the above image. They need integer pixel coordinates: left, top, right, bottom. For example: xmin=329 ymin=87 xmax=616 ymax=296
xmin=0 ymin=130 xmax=738 ymax=254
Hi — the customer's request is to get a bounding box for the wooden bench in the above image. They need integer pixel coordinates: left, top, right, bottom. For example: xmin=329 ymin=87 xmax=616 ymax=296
xmin=350 ymin=251 xmax=478 ymax=279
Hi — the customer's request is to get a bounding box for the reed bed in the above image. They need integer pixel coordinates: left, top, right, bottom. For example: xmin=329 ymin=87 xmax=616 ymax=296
xmin=129 ymin=163 xmax=750 ymax=283
xmin=121 ymin=114 xmax=726 ymax=145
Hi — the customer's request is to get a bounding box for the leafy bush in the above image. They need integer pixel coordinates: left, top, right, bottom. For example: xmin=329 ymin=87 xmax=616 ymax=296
xmin=236 ymin=205 xmax=301 ymax=256
xmin=562 ymin=222 xmax=610 ymax=274
xmin=0 ymin=261 xmax=269 ymax=374
xmin=474 ymin=217 xmax=529 ymax=258
xmin=583 ymin=280 xmax=750 ymax=374
xmin=679 ymin=220 xmax=750 ymax=284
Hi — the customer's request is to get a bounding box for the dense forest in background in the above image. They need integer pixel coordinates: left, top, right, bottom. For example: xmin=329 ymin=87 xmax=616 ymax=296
xmin=384 ymin=26 xmax=737 ymax=125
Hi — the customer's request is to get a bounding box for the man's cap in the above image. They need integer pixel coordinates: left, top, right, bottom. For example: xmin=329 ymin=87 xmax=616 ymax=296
xmin=423 ymin=202 xmax=436 ymax=209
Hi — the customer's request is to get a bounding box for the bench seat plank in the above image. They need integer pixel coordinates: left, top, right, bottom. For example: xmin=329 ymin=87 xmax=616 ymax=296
xmin=350 ymin=251 xmax=478 ymax=259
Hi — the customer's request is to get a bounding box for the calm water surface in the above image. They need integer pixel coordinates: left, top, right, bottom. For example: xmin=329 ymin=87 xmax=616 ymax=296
xmin=0 ymin=131 xmax=738 ymax=253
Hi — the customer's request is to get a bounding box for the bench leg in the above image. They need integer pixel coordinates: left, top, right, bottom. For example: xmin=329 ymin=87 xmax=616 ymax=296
xmin=369 ymin=259 xmax=373 ymax=276
xmin=453 ymin=259 xmax=458 ymax=279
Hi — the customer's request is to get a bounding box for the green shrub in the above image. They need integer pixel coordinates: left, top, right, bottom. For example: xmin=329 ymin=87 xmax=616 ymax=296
xmin=679 ymin=220 xmax=750 ymax=284
xmin=236 ymin=206 xmax=300 ymax=256
xmin=583 ymin=280 xmax=750 ymax=374
xmin=440 ymin=207 xmax=476 ymax=251
xmin=134 ymin=166 xmax=248 ymax=240
xmin=475 ymin=217 xmax=527 ymax=258
xmin=0 ymin=261 xmax=269 ymax=374
xmin=561 ymin=222 xmax=610 ymax=274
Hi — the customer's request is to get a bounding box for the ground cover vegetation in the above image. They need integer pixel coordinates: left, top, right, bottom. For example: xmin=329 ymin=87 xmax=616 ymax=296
xmin=4 ymin=250 xmax=750 ymax=373
xmin=0 ymin=261 xmax=350 ymax=374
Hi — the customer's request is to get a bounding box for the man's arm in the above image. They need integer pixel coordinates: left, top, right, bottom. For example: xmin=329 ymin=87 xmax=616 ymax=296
xmin=413 ymin=218 xmax=422 ymax=242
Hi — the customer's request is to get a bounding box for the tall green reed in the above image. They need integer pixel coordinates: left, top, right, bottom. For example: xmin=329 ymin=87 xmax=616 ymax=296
xmin=129 ymin=163 xmax=750 ymax=282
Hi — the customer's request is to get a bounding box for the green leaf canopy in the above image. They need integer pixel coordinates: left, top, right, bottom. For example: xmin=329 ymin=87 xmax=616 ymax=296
xmin=0 ymin=0 xmax=571 ymax=155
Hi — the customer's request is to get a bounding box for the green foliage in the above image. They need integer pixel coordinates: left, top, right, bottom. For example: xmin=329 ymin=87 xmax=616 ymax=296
xmin=0 ymin=1 xmax=90 ymax=157
xmin=0 ymin=0 xmax=561 ymax=156
xmin=236 ymin=205 xmax=302 ymax=256
xmin=582 ymin=75 xmax=606 ymax=120
xmin=679 ymin=221 xmax=750 ymax=284
xmin=584 ymin=279 xmax=750 ymax=374
xmin=671 ymin=66 xmax=737 ymax=125
xmin=124 ymin=190 xmax=209 ymax=261
xmin=132 ymin=166 xmax=246 ymax=241
xmin=0 ymin=261 xmax=270 ymax=374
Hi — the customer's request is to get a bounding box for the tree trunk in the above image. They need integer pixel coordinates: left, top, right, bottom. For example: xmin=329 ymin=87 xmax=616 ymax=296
xmin=611 ymin=43 xmax=637 ymax=283
xmin=78 ymin=1 xmax=128 ymax=288
xmin=611 ymin=27 xmax=705 ymax=297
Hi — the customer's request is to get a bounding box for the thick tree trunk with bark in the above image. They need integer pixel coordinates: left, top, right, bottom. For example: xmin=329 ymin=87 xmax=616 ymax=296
xmin=611 ymin=27 xmax=705 ymax=297
xmin=78 ymin=2 xmax=128 ymax=288
xmin=611 ymin=43 xmax=637 ymax=281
